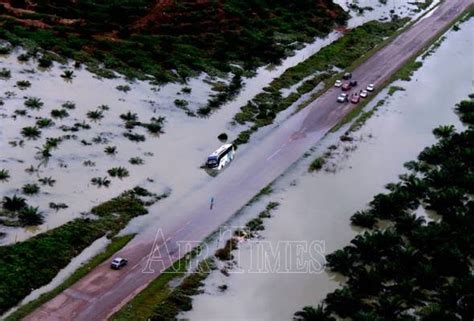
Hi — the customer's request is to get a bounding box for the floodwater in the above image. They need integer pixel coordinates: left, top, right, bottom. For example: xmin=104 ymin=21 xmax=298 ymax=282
xmin=0 ymin=0 xmax=431 ymax=246
xmin=181 ymin=19 xmax=473 ymax=321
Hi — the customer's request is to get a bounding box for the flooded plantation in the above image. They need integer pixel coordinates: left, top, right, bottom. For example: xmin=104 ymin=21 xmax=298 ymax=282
xmin=180 ymin=17 xmax=473 ymax=321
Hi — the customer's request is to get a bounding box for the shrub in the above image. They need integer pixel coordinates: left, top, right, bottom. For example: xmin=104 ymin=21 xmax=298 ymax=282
xmin=22 ymin=183 xmax=40 ymax=195
xmin=0 ymin=68 xmax=11 ymax=79
xmin=124 ymin=132 xmax=146 ymax=142
xmin=309 ymin=157 xmax=326 ymax=172
xmin=129 ymin=157 xmax=144 ymax=165
xmin=217 ymin=133 xmax=228 ymax=142
xmin=108 ymin=167 xmax=129 ymax=179
xmin=38 ymin=176 xmax=56 ymax=187
xmin=16 ymin=80 xmax=32 ymax=89
xmin=51 ymin=109 xmax=69 ymax=119
xmin=38 ymin=56 xmax=53 ymax=68
xmin=91 ymin=177 xmax=111 ymax=187
xmin=62 ymin=101 xmax=76 ymax=109
xmin=116 ymin=84 xmax=131 ymax=92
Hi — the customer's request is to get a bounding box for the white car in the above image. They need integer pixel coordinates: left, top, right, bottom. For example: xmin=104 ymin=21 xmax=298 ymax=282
xmin=367 ymin=84 xmax=375 ymax=92
xmin=337 ymin=93 xmax=348 ymax=103
xmin=360 ymin=90 xmax=368 ymax=98
xmin=334 ymin=80 xmax=342 ymax=87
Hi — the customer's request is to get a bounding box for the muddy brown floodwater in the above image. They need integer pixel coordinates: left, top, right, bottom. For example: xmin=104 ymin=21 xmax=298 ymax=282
xmin=180 ymin=18 xmax=474 ymax=321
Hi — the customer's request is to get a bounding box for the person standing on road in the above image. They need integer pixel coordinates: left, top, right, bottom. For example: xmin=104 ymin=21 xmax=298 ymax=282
xmin=210 ymin=197 xmax=215 ymax=210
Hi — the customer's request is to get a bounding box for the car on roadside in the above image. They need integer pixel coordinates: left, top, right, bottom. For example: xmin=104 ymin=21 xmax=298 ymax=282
xmin=341 ymin=83 xmax=351 ymax=91
xmin=334 ymin=80 xmax=342 ymax=87
xmin=350 ymin=80 xmax=358 ymax=87
xmin=360 ymin=90 xmax=368 ymax=98
xmin=350 ymin=93 xmax=360 ymax=104
xmin=367 ymin=83 xmax=375 ymax=92
xmin=337 ymin=93 xmax=349 ymax=103
xmin=110 ymin=257 xmax=128 ymax=270
xmin=342 ymin=72 xmax=352 ymax=80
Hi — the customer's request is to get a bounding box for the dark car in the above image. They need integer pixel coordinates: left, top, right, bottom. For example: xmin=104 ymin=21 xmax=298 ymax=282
xmin=342 ymin=72 xmax=352 ymax=80
xmin=110 ymin=257 xmax=128 ymax=270
xmin=350 ymin=80 xmax=358 ymax=87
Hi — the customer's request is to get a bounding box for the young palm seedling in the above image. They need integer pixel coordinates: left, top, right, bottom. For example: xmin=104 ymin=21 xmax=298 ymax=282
xmin=61 ymin=70 xmax=75 ymax=80
xmin=21 ymin=126 xmax=41 ymax=140
xmin=91 ymin=176 xmax=111 ymax=187
xmin=2 ymin=195 xmax=27 ymax=211
xmin=104 ymin=146 xmax=117 ymax=155
xmin=87 ymin=109 xmax=104 ymax=121
xmin=38 ymin=176 xmax=56 ymax=187
xmin=19 ymin=206 xmax=44 ymax=226
xmin=62 ymin=101 xmax=76 ymax=109
xmin=16 ymin=80 xmax=32 ymax=89
xmin=24 ymin=97 xmax=44 ymax=110
xmin=36 ymin=118 xmax=54 ymax=128
xmin=108 ymin=167 xmax=129 ymax=179
xmin=22 ymin=183 xmax=40 ymax=195
xmin=0 ymin=68 xmax=11 ymax=79
xmin=0 ymin=169 xmax=10 ymax=182
xmin=129 ymin=157 xmax=144 ymax=165
xmin=51 ymin=108 xmax=69 ymax=119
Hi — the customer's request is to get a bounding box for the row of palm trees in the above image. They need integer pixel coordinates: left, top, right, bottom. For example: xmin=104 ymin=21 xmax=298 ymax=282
xmin=294 ymin=97 xmax=474 ymax=321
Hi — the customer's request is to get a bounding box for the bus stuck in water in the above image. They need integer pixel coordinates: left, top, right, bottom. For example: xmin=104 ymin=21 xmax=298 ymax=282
xmin=206 ymin=144 xmax=235 ymax=170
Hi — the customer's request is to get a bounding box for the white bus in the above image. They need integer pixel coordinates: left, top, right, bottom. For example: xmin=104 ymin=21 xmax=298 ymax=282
xmin=206 ymin=144 xmax=235 ymax=170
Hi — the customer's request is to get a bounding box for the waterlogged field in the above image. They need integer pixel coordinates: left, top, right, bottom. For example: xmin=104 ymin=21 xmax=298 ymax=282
xmin=0 ymin=0 xmax=427 ymax=245
xmin=180 ymin=18 xmax=473 ymax=321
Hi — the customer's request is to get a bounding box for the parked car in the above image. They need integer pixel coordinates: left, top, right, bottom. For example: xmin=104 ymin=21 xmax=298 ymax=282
xmin=367 ymin=83 xmax=375 ymax=92
xmin=341 ymin=83 xmax=351 ymax=91
xmin=334 ymin=80 xmax=342 ymax=87
xmin=111 ymin=257 xmax=128 ymax=270
xmin=350 ymin=80 xmax=358 ymax=87
xmin=337 ymin=93 xmax=349 ymax=103
xmin=342 ymin=72 xmax=352 ymax=80
xmin=350 ymin=93 xmax=360 ymax=104
xmin=360 ymin=89 xmax=368 ymax=98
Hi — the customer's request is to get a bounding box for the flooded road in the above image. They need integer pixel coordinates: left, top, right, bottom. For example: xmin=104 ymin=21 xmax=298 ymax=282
xmin=21 ymin=1 xmax=474 ymax=320
xmin=181 ymin=18 xmax=474 ymax=321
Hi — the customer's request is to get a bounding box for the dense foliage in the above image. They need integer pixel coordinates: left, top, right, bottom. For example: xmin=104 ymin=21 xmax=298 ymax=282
xmin=0 ymin=187 xmax=168 ymax=315
xmin=294 ymin=96 xmax=474 ymax=320
xmin=0 ymin=0 xmax=347 ymax=82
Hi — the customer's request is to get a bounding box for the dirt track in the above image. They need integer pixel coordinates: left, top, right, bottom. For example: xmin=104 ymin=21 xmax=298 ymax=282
xmin=24 ymin=1 xmax=473 ymax=320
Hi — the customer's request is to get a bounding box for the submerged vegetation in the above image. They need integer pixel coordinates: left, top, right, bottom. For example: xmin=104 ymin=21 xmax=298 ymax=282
xmin=294 ymin=96 xmax=474 ymax=321
xmin=0 ymin=187 xmax=169 ymax=315
xmin=0 ymin=1 xmax=347 ymax=82
xmin=232 ymin=18 xmax=409 ymax=146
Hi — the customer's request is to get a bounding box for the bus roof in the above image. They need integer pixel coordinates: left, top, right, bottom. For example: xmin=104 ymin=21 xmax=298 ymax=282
xmin=209 ymin=144 xmax=233 ymax=157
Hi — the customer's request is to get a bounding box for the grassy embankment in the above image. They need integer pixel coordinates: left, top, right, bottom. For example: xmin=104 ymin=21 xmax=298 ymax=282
xmin=0 ymin=187 xmax=169 ymax=318
xmin=295 ymin=95 xmax=474 ymax=320
xmin=112 ymin=200 xmax=280 ymax=321
xmin=231 ymin=18 xmax=410 ymax=146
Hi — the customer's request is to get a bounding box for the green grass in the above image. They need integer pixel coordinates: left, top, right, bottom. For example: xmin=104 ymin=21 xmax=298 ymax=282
xmin=5 ymin=234 xmax=135 ymax=321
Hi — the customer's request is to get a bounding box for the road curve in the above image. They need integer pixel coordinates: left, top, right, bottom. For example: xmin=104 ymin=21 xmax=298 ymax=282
xmin=24 ymin=1 xmax=473 ymax=320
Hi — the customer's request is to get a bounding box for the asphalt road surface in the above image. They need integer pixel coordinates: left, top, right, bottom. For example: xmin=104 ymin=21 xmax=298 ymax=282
xmin=24 ymin=1 xmax=473 ymax=320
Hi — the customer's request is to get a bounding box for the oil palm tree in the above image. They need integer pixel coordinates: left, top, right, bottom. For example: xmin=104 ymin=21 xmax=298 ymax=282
xmin=293 ymin=305 xmax=335 ymax=321
xmin=21 ymin=126 xmax=41 ymax=140
xmin=24 ymin=97 xmax=44 ymax=110
xmin=19 ymin=206 xmax=44 ymax=226
xmin=108 ymin=167 xmax=129 ymax=179
xmin=2 ymin=195 xmax=27 ymax=211
xmin=87 ymin=109 xmax=104 ymax=121
xmin=0 ymin=169 xmax=10 ymax=182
